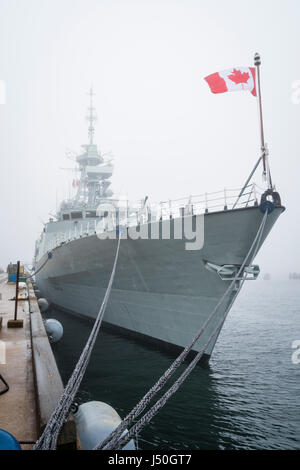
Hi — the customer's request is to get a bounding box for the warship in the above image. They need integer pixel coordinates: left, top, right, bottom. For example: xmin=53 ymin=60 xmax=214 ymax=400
xmin=34 ymin=84 xmax=284 ymax=362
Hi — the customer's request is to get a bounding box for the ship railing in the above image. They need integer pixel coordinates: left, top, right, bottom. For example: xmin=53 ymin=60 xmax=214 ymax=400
xmin=38 ymin=183 xmax=264 ymax=257
xmin=124 ymin=182 xmax=263 ymax=225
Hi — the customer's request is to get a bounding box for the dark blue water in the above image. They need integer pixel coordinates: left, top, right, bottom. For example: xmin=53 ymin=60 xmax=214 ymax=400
xmin=48 ymin=280 xmax=300 ymax=450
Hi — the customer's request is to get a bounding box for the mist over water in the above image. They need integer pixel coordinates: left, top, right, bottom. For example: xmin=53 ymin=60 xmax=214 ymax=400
xmin=49 ymin=280 xmax=300 ymax=450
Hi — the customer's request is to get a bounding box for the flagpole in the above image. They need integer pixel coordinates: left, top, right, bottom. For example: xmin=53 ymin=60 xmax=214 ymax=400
xmin=254 ymin=52 xmax=272 ymax=189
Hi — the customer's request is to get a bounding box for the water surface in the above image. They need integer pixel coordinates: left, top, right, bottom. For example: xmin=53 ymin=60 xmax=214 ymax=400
xmin=49 ymin=280 xmax=300 ymax=450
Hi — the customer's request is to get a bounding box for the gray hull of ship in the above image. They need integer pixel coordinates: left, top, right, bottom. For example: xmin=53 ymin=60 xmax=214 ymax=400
xmin=35 ymin=206 xmax=284 ymax=359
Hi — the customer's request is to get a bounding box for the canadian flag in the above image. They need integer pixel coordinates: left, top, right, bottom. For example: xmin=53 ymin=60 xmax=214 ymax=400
xmin=205 ymin=67 xmax=257 ymax=97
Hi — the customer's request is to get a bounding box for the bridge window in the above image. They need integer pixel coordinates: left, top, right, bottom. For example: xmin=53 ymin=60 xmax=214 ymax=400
xmin=71 ymin=211 xmax=83 ymax=219
xmin=62 ymin=214 xmax=70 ymax=220
xmin=86 ymin=210 xmax=97 ymax=218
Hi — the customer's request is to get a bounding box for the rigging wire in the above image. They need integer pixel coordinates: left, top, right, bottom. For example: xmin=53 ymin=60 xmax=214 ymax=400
xmin=33 ymin=234 xmax=121 ymax=450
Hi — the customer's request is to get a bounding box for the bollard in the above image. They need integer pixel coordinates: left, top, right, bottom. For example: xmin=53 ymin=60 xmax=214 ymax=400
xmin=7 ymin=261 xmax=24 ymax=328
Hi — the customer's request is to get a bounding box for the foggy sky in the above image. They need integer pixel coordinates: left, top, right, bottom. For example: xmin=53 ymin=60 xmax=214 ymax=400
xmin=0 ymin=0 xmax=299 ymax=278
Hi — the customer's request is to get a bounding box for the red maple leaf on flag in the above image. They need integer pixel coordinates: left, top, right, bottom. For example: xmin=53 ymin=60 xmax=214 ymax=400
xmin=228 ymin=69 xmax=250 ymax=84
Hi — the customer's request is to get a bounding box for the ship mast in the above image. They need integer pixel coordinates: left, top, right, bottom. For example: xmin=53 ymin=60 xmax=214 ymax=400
xmin=254 ymin=53 xmax=273 ymax=190
xmin=87 ymin=87 xmax=96 ymax=145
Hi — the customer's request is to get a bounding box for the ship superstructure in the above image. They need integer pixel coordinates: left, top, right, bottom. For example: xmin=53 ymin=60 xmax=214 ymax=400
xmin=60 ymin=89 xmax=113 ymax=218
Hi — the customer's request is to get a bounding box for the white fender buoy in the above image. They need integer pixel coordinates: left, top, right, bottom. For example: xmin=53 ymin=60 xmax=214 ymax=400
xmin=34 ymin=289 xmax=41 ymax=298
xmin=44 ymin=318 xmax=63 ymax=343
xmin=38 ymin=297 xmax=49 ymax=312
xmin=74 ymin=401 xmax=135 ymax=450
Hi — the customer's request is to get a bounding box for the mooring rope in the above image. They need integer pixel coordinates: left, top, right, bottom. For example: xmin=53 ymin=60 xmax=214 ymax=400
xmin=110 ymin=211 xmax=268 ymax=450
xmin=25 ymin=254 xmax=52 ymax=281
xmin=33 ymin=208 xmax=268 ymax=450
xmin=95 ymin=210 xmax=268 ymax=450
xmin=199 ymin=205 xmax=267 ymax=352
xmin=33 ymin=235 xmax=121 ymax=450
xmin=0 ymin=374 xmax=9 ymax=396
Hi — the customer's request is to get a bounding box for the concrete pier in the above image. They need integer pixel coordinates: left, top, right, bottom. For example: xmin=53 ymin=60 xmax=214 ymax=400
xmin=0 ymin=274 xmax=76 ymax=450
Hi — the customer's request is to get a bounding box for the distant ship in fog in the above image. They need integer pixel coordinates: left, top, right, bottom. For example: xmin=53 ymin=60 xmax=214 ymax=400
xmin=289 ymin=273 xmax=300 ymax=280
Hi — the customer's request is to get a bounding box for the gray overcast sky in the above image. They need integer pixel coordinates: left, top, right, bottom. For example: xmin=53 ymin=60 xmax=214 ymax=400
xmin=0 ymin=0 xmax=299 ymax=278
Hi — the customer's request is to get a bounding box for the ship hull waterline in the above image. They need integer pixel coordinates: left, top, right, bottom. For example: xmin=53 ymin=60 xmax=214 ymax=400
xmin=35 ymin=206 xmax=284 ymax=362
